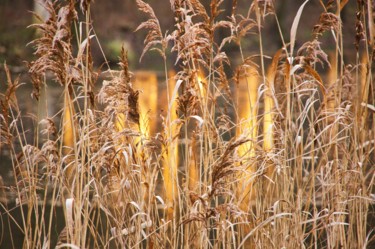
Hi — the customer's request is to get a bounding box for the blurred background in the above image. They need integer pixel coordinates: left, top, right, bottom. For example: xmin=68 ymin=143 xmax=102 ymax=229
xmin=0 ymin=0 xmax=359 ymax=72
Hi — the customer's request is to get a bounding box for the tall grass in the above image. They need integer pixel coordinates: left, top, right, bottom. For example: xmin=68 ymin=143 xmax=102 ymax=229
xmin=0 ymin=0 xmax=374 ymax=248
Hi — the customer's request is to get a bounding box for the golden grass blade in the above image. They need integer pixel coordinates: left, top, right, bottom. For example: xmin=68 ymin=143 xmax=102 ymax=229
xmin=367 ymin=0 xmax=375 ymax=46
xmin=360 ymin=53 xmax=368 ymax=105
xmin=326 ymin=52 xmax=337 ymax=121
xmin=62 ymin=90 xmax=74 ymax=156
xmin=359 ymin=54 xmax=369 ymax=125
xmin=62 ymin=89 xmax=76 ymax=182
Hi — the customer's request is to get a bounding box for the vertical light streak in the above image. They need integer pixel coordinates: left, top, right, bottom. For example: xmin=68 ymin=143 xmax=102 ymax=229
xmin=236 ymin=67 xmax=259 ymax=211
xmin=162 ymin=70 xmax=179 ymax=219
xmin=133 ymin=71 xmax=158 ymax=137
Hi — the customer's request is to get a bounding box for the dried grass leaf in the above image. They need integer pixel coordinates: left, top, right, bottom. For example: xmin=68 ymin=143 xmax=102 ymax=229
xmin=290 ymin=0 xmax=310 ymax=55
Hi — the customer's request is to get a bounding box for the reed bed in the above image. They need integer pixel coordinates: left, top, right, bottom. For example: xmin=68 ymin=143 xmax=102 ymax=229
xmin=0 ymin=0 xmax=374 ymax=248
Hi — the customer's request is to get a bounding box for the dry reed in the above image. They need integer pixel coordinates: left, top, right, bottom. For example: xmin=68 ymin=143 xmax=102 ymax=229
xmin=0 ymin=0 xmax=374 ymax=248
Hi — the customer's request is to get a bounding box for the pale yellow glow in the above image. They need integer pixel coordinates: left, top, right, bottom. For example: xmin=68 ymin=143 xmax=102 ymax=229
xmin=236 ymin=67 xmax=259 ymax=210
xmin=163 ymin=142 xmax=178 ymax=218
xmin=263 ymin=69 xmax=274 ymax=152
xmin=237 ymin=67 xmax=258 ymax=157
xmin=133 ymin=71 xmax=158 ymax=137
xmin=197 ymin=69 xmax=206 ymax=99
xmin=113 ymin=71 xmax=158 ymax=148
xmin=162 ymin=70 xmax=179 ymax=218
xmin=114 ymin=113 xmax=126 ymax=132
xmin=112 ymin=71 xmax=159 ymax=205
